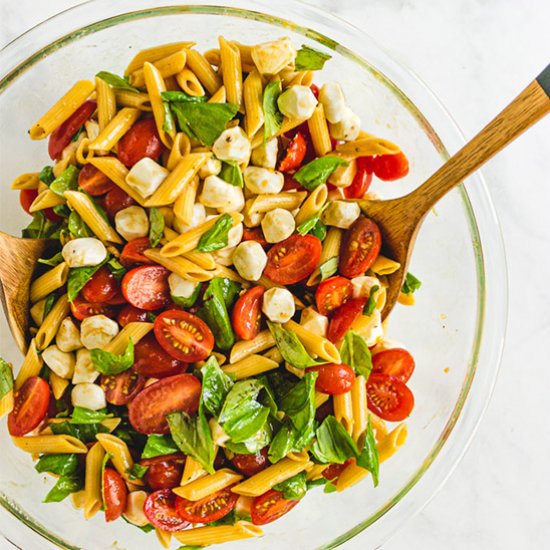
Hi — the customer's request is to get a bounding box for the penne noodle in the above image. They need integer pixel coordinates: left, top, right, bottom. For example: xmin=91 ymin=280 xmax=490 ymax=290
xmin=243 ymin=70 xmax=264 ymax=137
xmin=306 ymin=463 xmax=328 ymax=481
xmin=283 ymin=320 xmax=340 ymax=363
xmin=334 ymin=137 xmax=400 ymax=158
xmin=88 ymin=157 xmax=145 ymax=205
xmin=14 ymin=339 xmax=42 ymax=390
xmin=185 ymin=48 xmax=223 ymax=96
xmin=208 ymin=85 xmax=227 ymax=103
xmin=115 ymin=90 xmax=152 ymax=111
xmin=229 ymin=330 xmax=275 ymax=364
xmin=104 ymin=322 xmax=154 ymax=354
xmin=175 ymin=68 xmax=205 ymax=97
xmin=11 ymin=435 xmax=87 ymax=454
xmin=124 ymin=41 xmax=195 ymax=75
xmin=214 ymin=265 xmax=249 ymax=285
xmin=88 ymin=107 xmax=140 ymax=151
xmin=398 ymin=292 xmax=416 ymax=306
xmin=219 ymin=37 xmax=243 ymax=109
xmin=307 ymin=227 xmax=342 ymax=286
xmin=11 ymin=172 xmax=40 ymax=190
xmin=181 ymin=455 xmax=207 ymax=486
xmin=248 ymin=191 xmax=307 ymax=214
xmin=144 ymin=249 xmax=215 ymax=282
xmin=29 ymin=189 xmax=66 ymax=212
xmin=130 ymin=50 xmax=187 ymax=88
xmin=95 ymin=76 xmax=117 ymax=131
xmin=371 ymin=255 xmax=401 ymax=275
xmin=30 ymin=262 xmax=68 ymax=303
xmin=173 ymin=174 xmax=199 ymax=224
xmin=166 ymin=132 xmax=192 ymax=172
xmin=84 ymin=442 xmax=105 ymax=519
xmin=35 ymin=294 xmax=70 ymax=350
xmin=294 ymin=184 xmax=328 ymax=226
xmin=183 ymin=250 xmax=216 ymax=271
xmin=251 ymin=116 xmax=307 ymax=148
xmin=308 ymin=103 xmax=332 ymax=157
xmin=173 ymin=469 xmax=243 ymax=501
xmin=173 ymin=522 xmax=263 ymax=546
xmin=351 ymin=375 xmax=369 ymax=442
xmin=222 ymin=354 xmax=279 ymax=379
xmin=49 ymin=372 xmax=69 ymax=400
xmin=333 ymin=391 xmax=354 ymax=435
xmin=96 ymin=433 xmax=143 ymax=485
xmin=315 ymin=391 xmax=330 ymax=409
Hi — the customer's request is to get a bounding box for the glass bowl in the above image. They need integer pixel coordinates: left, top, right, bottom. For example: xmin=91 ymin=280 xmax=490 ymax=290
xmin=0 ymin=1 xmax=507 ymax=548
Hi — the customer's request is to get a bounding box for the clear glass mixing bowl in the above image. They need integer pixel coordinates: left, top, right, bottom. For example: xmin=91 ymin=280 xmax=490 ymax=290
xmin=0 ymin=1 xmax=507 ymax=548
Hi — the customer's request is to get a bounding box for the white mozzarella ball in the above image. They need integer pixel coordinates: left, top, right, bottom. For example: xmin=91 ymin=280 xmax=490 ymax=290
xmin=251 ymin=38 xmax=297 ymax=75
xmin=351 ymin=276 xmax=381 ymax=299
xmin=322 ymin=200 xmax=361 ymax=229
xmin=198 ymin=157 xmax=222 ymax=179
xmin=168 ymin=273 xmax=198 ymax=299
xmin=300 ymin=307 xmax=329 ymax=337
xmin=277 ymin=86 xmax=318 ymax=120
xmin=328 ymin=159 xmax=357 ymax=188
xmin=243 ymin=167 xmax=284 ymax=195
xmin=251 ymin=138 xmax=278 ymax=169
xmin=212 ymin=246 xmax=236 ymax=266
xmin=212 ymin=127 xmax=251 ymax=164
xmin=80 ymin=315 xmax=119 ymax=350
xmin=232 ymin=241 xmax=267 ymax=281
xmin=174 ymin=203 xmax=206 ymax=234
xmin=72 ymin=349 xmax=100 ymax=384
xmin=115 ymin=206 xmax=150 ymax=242
xmin=261 ymin=208 xmax=295 ymax=243
xmin=371 ymin=337 xmax=407 ymax=355
xmin=62 ymin=238 xmax=107 ymax=268
xmin=199 ymin=175 xmax=245 ymax=213
xmin=71 ymin=383 xmax=106 ymax=411
xmin=243 ymin=199 xmax=264 ymax=228
xmin=42 ymin=345 xmax=75 ymax=380
xmin=226 ymin=223 xmax=244 ymax=248
xmin=262 ymin=287 xmax=295 ymax=323
xmin=126 ymin=157 xmax=169 ymax=198
xmin=350 ymin=310 xmax=384 ymax=347
xmin=56 ymin=317 xmax=82 ymax=352
xmin=329 ymin=107 xmax=361 ymax=141
xmin=319 ymin=82 xmax=347 ymax=123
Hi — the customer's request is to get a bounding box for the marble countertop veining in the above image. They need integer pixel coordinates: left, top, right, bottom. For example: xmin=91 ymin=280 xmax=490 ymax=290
xmin=0 ymin=1 xmax=549 ymax=549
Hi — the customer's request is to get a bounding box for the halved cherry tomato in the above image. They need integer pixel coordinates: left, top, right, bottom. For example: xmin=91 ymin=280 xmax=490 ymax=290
xmin=231 ymin=447 xmax=269 ymax=476
xmin=103 ymin=467 xmax=128 ymax=522
xmin=310 ymin=83 xmax=320 ymax=98
xmin=250 ymin=489 xmax=300 ymax=526
xmin=128 ymin=373 xmax=201 ymax=434
xmin=232 ymin=286 xmax=265 ymax=340
xmin=133 ymin=333 xmax=188 ymax=378
xmin=366 ymin=373 xmax=414 ymax=422
xmin=373 ymin=151 xmax=409 ymax=181
xmin=242 ymin=227 xmax=268 ymax=248
xmin=306 ymin=363 xmax=355 ymax=395
xmin=81 ymin=266 xmax=120 ymax=303
xmin=144 ymin=489 xmax=190 ymax=532
xmin=339 ymin=217 xmax=382 ymax=278
xmin=7 ymin=377 xmax=50 ymax=436
xmin=176 ymin=487 xmax=239 ymax=523
xmin=120 ymin=237 xmax=155 ymax=268
xmin=78 ymin=164 xmax=115 ymax=196
xmin=19 ymin=189 xmax=61 ymax=221
xmin=141 ymin=454 xmax=186 ymax=490
xmin=104 ymin=186 xmax=136 ymax=218
xmin=264 ymin=234 xmax=322 ymax=285
xmin=122 ymin=265 xmax=171 ymax=311
xmin=154 ymin=310 xmax=214 ymax=362
xmin=118 ymin=118 xmax=164 ymax=167
xmin=101 ymin=370 xmax=145 ymax=406
xmin=48 ymin=100 xmax=96 ymax=160
xmin=327 ymin=298 xmax=366 ymax=343
xmin=70 ymin=296 xmax=118 ymax=321
xmin=322 ymin=458 xmax=353 ymax=481
xmin=278 ymin=131 xmax=307 ymax=172
xmin=344 ymin=157 xmax=374 ymax=198
xmin=315 ymin=276 xmax=353 ymax=316
xmin=372 ymin=348 xmax=415 ymax=383
xmin=117 ymin=304 xmax=149 ymax=326
xmin=282 ymin=173 xmax=303 ymax=191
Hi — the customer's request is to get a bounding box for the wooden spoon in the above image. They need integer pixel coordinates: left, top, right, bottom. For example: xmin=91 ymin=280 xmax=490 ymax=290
xmin=359 ymin=64 xmax=550 ymax=320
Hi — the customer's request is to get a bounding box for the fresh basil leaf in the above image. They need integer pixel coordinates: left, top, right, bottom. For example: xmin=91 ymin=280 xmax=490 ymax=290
xmin=39 ymin=166 xmax=55 ymax=185
xmin=148 ymin=207 xmax=165 ymax=247
xmin=51 ymin=420 xmax=108 ymax=443
xmin=176 ymin=546 xmax=206 ymax=550
xmin=127 ymin=463 xmax=149 ymax=481
xmin=263 ymin=81 xmax=283 ymax=140
xmin=197 ymin=214 xmax=233 ymax=253
xmin=339 ymin=330 xmax=372 ymax=379
xmin=67 ymin=259 xmax=106 ymax=302
xmin=257 ymin=375 xmax=279 ymax=418
xmin=268 ymin=424 xmax=297 ymax=464
xmin=323 ymin=480 xmax=338 ymax=493
xmin=52 ymin=204 xmax=71 ymax=218
xmin=55 ymin=398 xmax=70 ymax=418
xmin=224 ymin=422 xmax=272 ymax=455
xmin=219 ymin=161 xmax=244 ymax=187
xmin=319 ymin=257 xmax=338 ymax=281
xmin=296 ymin=203 xmax=329 ymax=236
xmin=161 ymin=91 xmax=207 ymax=104
xmin=42 ymin=293 xmax=56 ymax=319
xmin=43 ymin=475 xmax=83 ymax=503
xmin=71 ymin=125 xmax=85 ymax=143
xmin=21 ymin=211 xmax=61 ymax=239
xmin=0 ymin=358 xmax=13 ymax=400
xmin=311 ymin=415 xmax=359 ymax=464
xmin=266 ymin=370 xmax=299 ymax=403
xmin=68 ymin=210 xmax=92 ymax=238
xmin=306 ymin=477 xmax=328 ymax=490
xmin=35 ymin=454 xmax=78 ymax=476
xmin=162 ymin=101 xmax=175 ymax=133
xmin=171 ymin=281 xmax=201 ymax=308
xmin=200 ymin=356 xmax=234 ymax=417
xmin=96 ymin=71 xmax=140 ymax=93
xmin=205 ymin=508 xmax=239 ymax=527
xmin=87 ymin=193 xmax=110 ymax=222
xmin=70 ymin=406 xmax=113 ymax=425
xmin=107 ymin=257 xmax=127 ymax=277
xmin=141 ymin=434 xmax=180 ymax=459
xmin=90 ymin=339 xmax=134 ymax=375
xmin=309 ymin=219 xmax=327 ymax=241
xmin=273 ymin=471 xmax=307 ymax=500
xmin=294 ymin=157 xmax=348 ymax=191
xmin=121 ymin=515 xmax=155 ymax=533
xmin=146 ymin=312 xmax=158 ymax=323
xmin=50 ymin=165 xmax=79 ymax=197
xmin=402 ymin=271 xmax=422 ymax=295
xmin=363 ymin=285 xmax=380 ymax=316
xmin=267 ymin=321 xmax=325 ymax=370
xmin=295 ymin=45 xmax=332 ymax=71
xmin=356 ymin=419 xmax=379 ymax=487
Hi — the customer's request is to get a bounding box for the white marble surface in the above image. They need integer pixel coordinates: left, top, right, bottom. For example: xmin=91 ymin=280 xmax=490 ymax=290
xmin=0 ymin=1 xmax=549 ymax=549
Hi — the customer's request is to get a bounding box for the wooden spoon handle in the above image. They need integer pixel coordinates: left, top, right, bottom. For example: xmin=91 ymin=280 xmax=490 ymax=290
xmin=410 ymin=63 xmax=550 ymax=213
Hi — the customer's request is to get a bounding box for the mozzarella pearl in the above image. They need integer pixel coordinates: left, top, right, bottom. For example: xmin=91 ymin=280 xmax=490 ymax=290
xmin=198 ymin=157 xmax=222 ymax=179
xmin=251 ymin=38 xmax=297 ymax=75
xmin=168 ymin=273 xmax=198 ymax=299
xmin=71 ymin=383 xmax=106 ymax=411
xmin=174 ymin=203 xmax=206 ymax=234
xmin=199 ymin=175 xmax=245 ymax=213
xmin=351 ymin=276 xmax=381 ymax=299
xmin=115 ymin=206 xmax=149 ymax=242
xmin=243 ymin=167 xmax=284 ymax=195
xmin=262 ymin=287 xmax=295 ymax=323
xmin=277 ymin=86 xmax=318 ymax=120
xmin=300 ymin=307 xmax=329 ymax=337
xmin=350 ymin=310 xmax=384 ymax=347
xmin=232 ymin=241 xmax=267 ymax=281
xmin=226 ymin=223 xmax=244 ymax=248
xmin=251 ymin=138 xmax=278 ymax=169
xmin=329 ymin=107 xmax=361 ymax=141
xmin=72 ymin=349 xmax=100 ymax=384
xmin=322 ymin=200 xmax=361 ymax=229
xmin=42 ymin=345 xmax=75 ymax=380
xmin=319 ymin=82 xmax=347 ymax=123
xmin=62 ymin=238 xmax=107 ymax=268
xmin=56 ymin=317 xmax=82 ymax=352
xmin=80 ymin=315 xmax=119 ymax=350
xmin=212 ymin=127 xmax=251 ymax=164
xmin=126 ymin=157 xmax=169 ymax=198
xmin=261 ymin=208 xmax=295 ymax=243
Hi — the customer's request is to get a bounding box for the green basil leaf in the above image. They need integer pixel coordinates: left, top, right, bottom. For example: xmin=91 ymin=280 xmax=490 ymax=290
xmin=90 ymin=339 xmax=134 ymax=375
xmin=39 ymin=166 xmax=55 ymax=185
xmin=273 ymin=471 xmax=307 ymax=500
xmin=162 ymin=101 xmax=175 ymax=133
xmin=306 ymin=477 xmax=328 ymax=489
xmin=171 ymin=281 xmax=201 ymax=308
xmin=311 ymin=415 xmax=359 ymax=464
xmin=294 ymin=45 xmax=332 ymax=71
xmin=319 ymin=257 xmax=338 ymax=281
xmin=67 ymin=259 xmax=108 ymax=302
xmin=71 ymin=125 xmax=85 ymax=143
xmin=224 ymin=422 xmax=272 ymax=455
xmin=0 ymin=358 xmax=14 ymax=400
xmin=356 ymin=419 xmax=379 ymax=487
xmin=50 ymin=165 xmax=79 ymax=197
xmin=141 ymin=434 xmax=180 ymax=459
xmin=35 ymin=454 xmax=78 ymax=476
xmin=267 ymin=321 xmax=325 ymax=369
xmin=263 ymin=81 xmax=283 ymax=140
xmin=127 ymin=463 xmax=149 ymax=480
xmin=21 ymin=211 xmax=61 ymax=239
xmin=177 ymin=546 xmax=206 ymax=550
xmin=70 ymin=406 xmax=113 ymax=425
xmin=43 ymin=475 xmax=83 ymax=503
xmin=294 ymin=156 xmax=348 ymax=191
xmin=42 ymin=293 xmax=56 ymax=320
xmin=96 ymin=71 xmax=141 ymax=93
xmin=148 ymin=207 xmax=165 ymax=247
xmin=107 ymin=257 xmax=127 ymax=277
xmin=339 ymin=330 xmax=373 ymax=379
xmin=50 ymin=420 xmax=108 ymax=443
xmin=52 ymin=204 xmax=72 ymax=218
xmin=121 ymin=515 xmax=155 ymax=533
xmin=363 ymin=285 xmax=380 ymax=316
xmin=323 ymin=480 xmax=338 ymax=493
xmin=402 ymin=271 xmax=422 ymax=295
xmin=197 ymin=214 xmax=233 ymax=253
xmin=205 ymin=508 xmax=239 ymax=527
xmin=219 ymin=161 xmax=244 ymax=187
xmin=161 ymin=91 xmax=207 ymax=104
xmin=200 ymin=356 xmax=234 ymax=417
xmin=309 ymin=219 xmax=327 ymax=241
xmin=68 ymin=210 xmax=93 ymax=238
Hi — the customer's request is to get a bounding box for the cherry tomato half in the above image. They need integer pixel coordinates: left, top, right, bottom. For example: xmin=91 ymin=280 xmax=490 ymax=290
xmin=278 ymin=131 xmax=307 ymax=172
xmin=232 ymin=286 xmax=265 ymax=341
xmin=101 ymin=370 xmax=145 ymax=406
xmin=366 ymin=373 xmax=414 ymax=422
xmin=7 ymin=377 xmax=50 ymax=436
xmin=122 ymin=265 xmax=171 ymax=311
xmin=141 ymin=454 xmax=186 ymax=491
xmin=104 ymin=186 xmax=136 ymax=218
xmin=309 ymin=84 xmax=320 ymax=99
xmin=19 ymin=189 xmax=38 ymax=215
xmin=78 ymin=164 xmax=115 ymax=196
xmin=118 ymin=118 xmax=164 ymax=167
xmin=81 ymin=266 xmax=120 ymax=303
xmin=315 ymin=276 xmax=353 ymax=316
xmin=339 ymin=217 xmax=382 ymax=278
xmin=103 ymin=467 xmax=128 ymax=522
xmin=264 ymin=234 xmax=322 ymax=285
xmin=117 ymin=304 xmax=150 ymax=327
xmin=144 ymin=489 xmax=190 ymax=532
xmin=322 ymin=458 xmax=353 ymax=481
xmin=70 ymin=296 xmax=118 ymax=321
xmin=372 ymin=348 xmax=415 ymax=383
xmin=327 ymin=298 xmax=366 ymax=343
xmin=133 ymin=333 xmax=188 ymax=378
xmin=250 ymin=489 xmax=300 ymax=526
xmin=242 ymin=227 xmax=268 ymax=248
xmin=344 ymin=157 xmax=374 ymax=199
xmin=306 ymin=363 xmax=355 ymax=395
xmin=154 ymin=310 xmax=214 ymax=363
xmin=231 ymin=447 xmax=270 ymax=476
xmin=120 ymin=237 xmax=155 ymax=268
xmin=373 ymin=151 xmax=409 ymax=181
xmin=282 ymin=173 xmax=303 ymax=191
xmin=175 ymin=487 xmax=239 ymax=524
xmin=128 ymin=373 xmax=201 ymax=434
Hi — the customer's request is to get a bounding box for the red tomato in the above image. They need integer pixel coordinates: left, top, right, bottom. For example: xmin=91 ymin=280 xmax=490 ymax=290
xmin=322 ymin=458 xmax=353 ymax=481
xmin=48 ymin=100 xmax=96 ymax=160
xmin=310 ymin=84 xmax=320 ymax=98
xmin=118 ymin=118 xmax=164 ymax=167
xmin=104 ymin=186 xmax=136 ymax=218
xmin=144 ymin=489 xmax=190 ymax=532
xmin=70 ymin=296 xmax=118 ymax=321
xmin=339 ymin=217 xmax=382 ymax=278
xmin=154 ymin=310 xmax=214 ymax=362
xmin=366 ymin=373 xmax=414 ymax=422
xmin=175 ymin=488 xmax=238 ymax=523
xmin=141 ymin=454 xmax=186 ymax=490
xmin=231 ymin=447 xmax=269 ymax=476
xmin=278 ymin=132 xmax=307 ymax=172
xmin=327 ymin=298 xmax=366 ymax=343
xmin=282 ymin=173 xmax=303 ymax=191
xmin=103 ymin=467 xmax=128 ymax=522
xmin=315 ymin=276 xmax=353 ymax=316
xmin=128 ymin=374 xmax=201 ymax=434
xmin=242 ymin=227 xmax=268 ymax=248
xmin=101 ymin=370 xmax=145 ymax=406
xmin=372 ymin=348 xmax=415 ymax=383
xmin=232 ymin=286 xmax=265 ymax=340
xmin=344 ymin=157 xmax=374 ymax=198
xmin=306 ymin=363 xmax=355 ymax=395
xmin=373 ymin=151 xmax=409 ymax=181
xmin=264 ymin=234 xmax=322 ymax=285
xmin=122 ymin=265 xmax=171 ymax=311
xmin=133 ymin=333 xmax=188 ymax=378
xmin=7 ymin=377 xmax=50 ymax=436
xmin=19 ymin=189 xmax=38 ymax=214
xmin=78 ymin=164 xmax=115 ymax=196
xmin=81 ymin=266 xmax=120 ymax=303
xmin=117 ymin=305 xmax=149 ymax=326
xmin=250 ymin=489 xmax=300 ymax=526
xmin=120 ymin=237 xmax=154 ymax=268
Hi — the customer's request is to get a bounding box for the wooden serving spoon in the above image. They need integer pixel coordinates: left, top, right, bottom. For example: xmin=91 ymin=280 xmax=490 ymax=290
xmin=359 ymin=64 xmax=550 ymax=320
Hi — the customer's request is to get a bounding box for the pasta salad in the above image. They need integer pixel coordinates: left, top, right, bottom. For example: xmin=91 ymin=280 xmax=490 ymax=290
xmin=1 ymin=36 xmax=421 ymax=547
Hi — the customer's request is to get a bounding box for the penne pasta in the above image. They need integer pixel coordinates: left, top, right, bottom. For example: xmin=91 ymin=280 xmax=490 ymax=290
xmin=50 ymin=371 xmax=69 ymax=400
xmin=294 ymin=184 xmax=328 ymax=226
xmin=308 ymin=103 xmax=332 ymax=157
xmin=283 ymin=320 xmax=340 ymax=363
xmin=124 ymin=41 xmax=195 ymax=75
xmin=144 ymin=249 xmax=215 ymax=282
xmin=219 ymin=37 xmax=243 ymax=109
xmin=251 ymin=116 xmax=307 ymax=148
xmin=30 ymin=262 xmax=68 ymax=303
xmin=307 ymin=227 xmax=342 ymax=286
xmin=35 ymin=294 xmax=70 ymax=350
xmin=334 ymin=137 xmax=400 ymax=158
xmin=351 ymin=375 xmax=369 ymax=442
xmin=229 ymin=330 xmax=275 ymax=364
xmin=185 ymin=48 xmax=223 ymax=96
xmin=103 ymin=322 xmax=153 ymax=354
xmin=173 ymin=469 xmax=243 ymax=501
xmin=208 ymin=85 xmax=227 ymax=103
xmin=96 ymin=433 xmax=143 ymax=485
xmin=11 ymin=435 xmax=87 ymax=454
xmin=173 ymin=521 xmax=263 ymax=546
xmin=248 ymin=191 xmax=307 ymax=214
xmin=333 ymin=391 xmax=354 ymax=435
xmin=88 ymin=107 xmax=140 ymax=151
xmin=88 ymin=157 xmax=146 ymax=205
xmin=166 ymin=132 xmax=192 ymax=172
xmin=175 ymin=68 xmax=205 ymax=97
xmin=84 ymin=442 xmax=105 ymax=519
xmin=14 ymin=339 xmax=42 ymax=390
xmin=172 ymin=173 xmax=198 ymax=224
xmin=222 ymin=354 xmax=279 ymax=379
xmin=130 ymin=50 xmax=187 ymax=88
xmin=181 ymin=455 xmax=207 ymax=486
xmin=11 ymin=172 xmax=40 ymax=190
xmin=29 ymin=189 xmax=66 ymax=212
xmin=115 ymin=90 xmax=152 ymax=111
xmin=95 ymin=76 xmax=117 ymax=131
xmin=243 ymin=70 xmax=264 ymax=137
xmin=315 ymin=391 xmax=330 ymax=409
xmin=371 ymin=255 xmax=401 ymax=275
xmin=183 ymin=250 xmax=216 ymax=271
